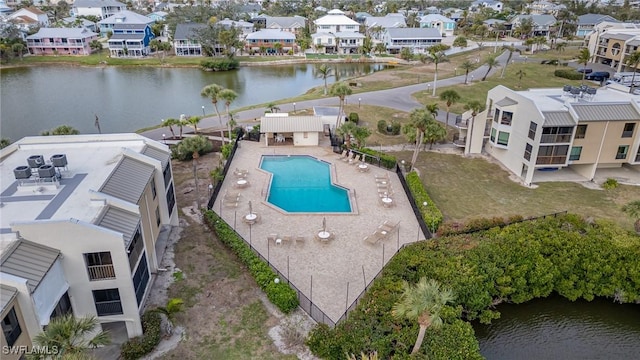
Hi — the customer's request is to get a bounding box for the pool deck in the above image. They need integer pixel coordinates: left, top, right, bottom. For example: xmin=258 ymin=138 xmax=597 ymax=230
xmin=212 ymin=139 xmax=427 ymax=324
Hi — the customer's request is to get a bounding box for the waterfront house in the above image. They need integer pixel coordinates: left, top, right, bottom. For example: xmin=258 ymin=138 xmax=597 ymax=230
xmin=383 ymin=27 xmax=442 ymax=54
xmin=98 ymin=10 xmax=153 ymax=37
xmin=460 ymin=85 xmax=640 ymax=185
xmin=245 ymin=29 xmax=296 ymax=54
xmin=0 ymin=134 xmax=178 ymax=359
xmin=72 ymin=0 xmax=126 ymax=20
xmin=312 ymin=9 xmax=363 ymax=54
xmin=26 ymin=28 xmax=98 ymax=55
xmin=173 ymin=23 xmax=206 ymax=57
xmin=419 ymin=14 xmax=456 ymax=37
xmin=263 ymin=15 xmax=306 ymax=36
xmin=107 ymin=23 xmax=154 ymax=58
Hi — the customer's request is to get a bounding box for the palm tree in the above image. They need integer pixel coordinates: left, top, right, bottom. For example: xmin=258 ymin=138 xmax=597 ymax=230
xmin=406 ymin=108 xmax=433 ymax=171
xmin=219 ymin=88 xmax=238 ymax=143
xmin=337 ymin=121 xmax=357 ymax=148
xmin=317 ymin=64 xmax=333 ymax=95
xmin=31 ymin=314 xmax=110 ymax=358
xmin=201 ymin=84 xmax=224 ymax=126
xmin=425 ymin=103 xmax=439 ymax=119
xmin=427 ymin=50 xmax=449 ymax=96
xmin=0 ymin=138 xmax=11 ymax=149
xmin=153 ymin=298 xmax=184 ymax=336
xmin=482 ymin=55 xmax=500 ymax=81
xmin=622 ymin=200 xmax=640 ymax=233
xmin=555 ymin=42 xmax=567 ymax=52
xmin=463 ymin=100 xmax=486 ymax=155
xmin=424 ymin=120 xmax=447 ymax=150
xmin=330 ymin=82 xmax=353 ymax=128
xmin=439 ymin=90 xmax=461 ymax=129
xmin=41 ymin=125 xmax=80 ymax=136
xmin=577 ymin=48 xmax=591 ymax=85
xmin=516 ymin=69 xmax=526 ymax=88
xmin=228 ymin=111 xmax=238 ymax=140
xmin=162 ymin=118 xmax=178 ymax=139
xmin=392 ymin=277 xmax=454 ymax=355
xmin=187 ymin=116 xmax=201 ymax=134
xmin=265 ymin=102 xmax=280 ymax=113
xmin=274 ymin=42 xmax=283 ymax=55
xmin=500 ymin=44 xmax=517 ymax=78
xmin=625 ymin=51 xmax=640 ymax=93
xmin=374 ymin=42 xmax=386 ymax=56
xmin=459 ymin=60 xmax=475 ymax=84
xmin=352 ymin=126 xmax=372 ymax=148
xmin=178 ymin=116 xmax=189 ymax=139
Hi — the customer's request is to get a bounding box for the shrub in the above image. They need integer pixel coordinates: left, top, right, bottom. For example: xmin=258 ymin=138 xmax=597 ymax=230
xmin=221 ymin=142 xmax=233 ymax=159
xmin=377 ymin=120 xmax=387 ymax=133
xmin=406 ymin=171 xmax=443 ymax=232
xmin=348 ymin=112 xmax=360 ymax=125
xmin=204 ymin=210 xmax=299 ymax=313
xmin=171 ymin=135 xmax=213 ymax=160
xmin=390 ymin=121 xmax=401 ymax=135
xmin=554 ymin=69 xmax=583 ymax=80
xmin=359 ymin=147 xmax=396 ymax=169
xmin=120 ymin=311 xmax=162 ymax=360
xmin=602 ymin=178 xmax=619 ymax=190
xmin=200 ymin=58 xmax=239 ymax=71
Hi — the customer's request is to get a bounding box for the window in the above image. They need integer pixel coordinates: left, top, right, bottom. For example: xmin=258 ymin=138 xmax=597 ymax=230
xmin=570 ymin=146 xmax=582 ymax=161
xmin=622 ymin=123 xmax=635 ymax=138
xmin=497 ymin=131 xmax=510 ymax=146
xmin=541 ymin=126 xmax=573 ymax=143
xmin=155 ymin=206 xmax=161 ymax=227
xmin=84 ymin=252 xmax=115 ymax=280
xmin=133 ymin=253 xmax=150 ymax=305
xmin=500 ymin=111 xmax=513 ymax=126
xmin=524 ymin=143 xmax=532 ymax=161
xmin=166 ymin=183 xmax=175 ymax=217
xmin=616 ymin=145 xmax=629 ymax=160
xmin=490 ymin=128 xmax=496 ymax=142
xmin=50 ymin=292 xmax=73 ymax=320
xmin=528 ymin=122 xmax=537 ymax=140
xmin=575 ymin=124 xmax=587 ymax=139
xmin=150 ymin=178 xmax=156 ymax=199
xmin=92 ymin=289 xmax=123 ymax=316
xmin=536 ymin=145 xmax=569 ymax=164
xmin=128 ymin=227 xmax=144 ymax=270
xmin=2 ymin=307 xmax=22 ymax=346
xmin=493 ymin=109 xmax=500 ymax=123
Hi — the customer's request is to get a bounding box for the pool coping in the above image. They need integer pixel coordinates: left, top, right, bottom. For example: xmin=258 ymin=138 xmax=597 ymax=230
xmin=257 ymin=154 xmax=359 ymax=215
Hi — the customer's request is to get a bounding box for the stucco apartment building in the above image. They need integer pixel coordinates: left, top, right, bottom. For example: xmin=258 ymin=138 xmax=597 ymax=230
xmin=584 ymin=22 xmax=640 ymax=71
xmin=0 ymin=134 xmax=178 ymax=359
xmin=461 ymin=85 xmax=640 ymax=185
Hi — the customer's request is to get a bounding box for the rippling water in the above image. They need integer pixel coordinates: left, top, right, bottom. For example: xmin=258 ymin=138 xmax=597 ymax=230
xmin=473 ymin=295 xmax=640 ymax=359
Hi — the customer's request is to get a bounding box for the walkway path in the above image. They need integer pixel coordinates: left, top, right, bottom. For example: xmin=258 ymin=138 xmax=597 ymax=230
xmin=142 ymin=49 xmax=522 ymax=141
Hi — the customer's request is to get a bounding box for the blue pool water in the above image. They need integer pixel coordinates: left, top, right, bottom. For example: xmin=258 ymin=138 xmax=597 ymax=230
xmin=260 ymin=155 xmax=351 ymax=213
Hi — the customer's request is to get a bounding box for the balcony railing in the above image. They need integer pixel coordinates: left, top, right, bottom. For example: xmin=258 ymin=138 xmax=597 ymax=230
xmin=455 ymin=115 xmax=469 ymax=128
xmin=95 ymin=300 xmax=123 ymax=316
xmin=635 ymin=153 xmax=640 ymax=162
xmin=87 ymin=264 xmax=116 ymax=281
xmin=452 ymin=134 xmax=465 ymax=147
xmin=540 ymin=134 xmax=572 ymax=143
xmin=536 ymin=156 xmax=567 ymax=165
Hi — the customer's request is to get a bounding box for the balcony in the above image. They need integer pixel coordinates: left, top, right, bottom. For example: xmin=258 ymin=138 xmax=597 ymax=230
xmin=540 ymin=134 xmax=572 ymax=143
xmin=87 ymin=264 xmax=116 ymax=281
xmin=455 ymin=115 xmax=469 ymax=128
xmin=95 ymin=300 xmax=123 ymax=316
xmin=536 ymin=156 xmax=567 ymax=165
xmin=452 ymin=134 xmax=466 ymax=147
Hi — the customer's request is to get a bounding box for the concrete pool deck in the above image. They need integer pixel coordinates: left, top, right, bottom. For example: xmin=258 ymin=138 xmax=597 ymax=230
xmin=212 ymin=139 xmax=427 ymax=324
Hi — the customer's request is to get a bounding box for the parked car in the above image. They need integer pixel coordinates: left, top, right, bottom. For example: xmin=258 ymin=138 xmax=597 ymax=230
xmin=585 ymin=71 xmax=610 ymax=81
xmin=577 ymin=68 xmax=593 ymax=74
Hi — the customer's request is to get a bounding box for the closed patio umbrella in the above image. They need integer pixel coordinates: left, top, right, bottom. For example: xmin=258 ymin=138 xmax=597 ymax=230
xmin=322 ymin=217 xmax=326 ymax=232
xmin=249 ymin=201 xmax=253 ymax=214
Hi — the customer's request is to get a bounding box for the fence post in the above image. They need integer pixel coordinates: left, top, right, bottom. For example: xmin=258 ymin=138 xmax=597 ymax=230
xmin=345 ymin=282 xmax=349 ymax=314
xmin=310 ymin=275 xmax=313 ymax=303
xmin=362 ymin=265 xmax=366 ymax=288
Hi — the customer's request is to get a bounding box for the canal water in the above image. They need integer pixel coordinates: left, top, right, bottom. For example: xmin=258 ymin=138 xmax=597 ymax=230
xmin=0 ymin=63 xmax=385 ymax=141
xmin=473 ymin=295 xmax=640 ymax=359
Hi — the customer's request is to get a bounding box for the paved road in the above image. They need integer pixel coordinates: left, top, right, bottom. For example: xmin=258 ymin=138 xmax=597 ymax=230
xmin=142 ymin=49 xmax=520 ymax=141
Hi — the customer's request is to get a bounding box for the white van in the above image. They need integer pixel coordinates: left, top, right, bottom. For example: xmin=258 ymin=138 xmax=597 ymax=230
xmin=606 ymin=72 xmax=640 ymax=86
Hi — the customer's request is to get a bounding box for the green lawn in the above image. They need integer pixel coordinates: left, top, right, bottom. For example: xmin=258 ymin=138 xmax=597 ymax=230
xmin=413 ymin=63 xmax=584 ymax=114
xmin=394 ymin=151 xmax=640 ymax=230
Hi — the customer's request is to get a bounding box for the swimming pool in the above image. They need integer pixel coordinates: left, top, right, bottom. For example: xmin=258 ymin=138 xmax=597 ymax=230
xmin=260 ymin=155 xmax=351 ymax=213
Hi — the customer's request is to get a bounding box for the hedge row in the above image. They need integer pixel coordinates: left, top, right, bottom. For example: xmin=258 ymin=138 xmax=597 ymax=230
xmin=437 ymin=214 xmax=524 ymax=237
xmin=120 ymin=311 xmax=162 ymax=360
xmin=307 ymin=214 xmax=640 ymax=359
xmin=204 ymin=210 xmax=299 ymax=313
xmin=405 ymin=171 xmax=443 ymax=232
xmin=359 ymin=147 xmax=397 ymax=169
xmin=554 ymin=69 xmax=583 ymax=80
xmin=200 ymin=58 xmax=239 ymax=71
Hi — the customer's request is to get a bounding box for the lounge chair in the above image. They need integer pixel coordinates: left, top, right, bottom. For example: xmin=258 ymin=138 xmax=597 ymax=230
xmin=379 ymin=220 xmax=399 ymax=233
xmin=342 ymin=152 xmax=354 ymax=163
xmin=349 ymin=155 xmax=361 ymax=165
xmin=224 ymin=190 xmax=241 ymax=200
xmin=295 ymin=236 xmax=305 ymax=246
xmin=224 ymin=198 xmax=240 ymax=208
xmin=234 ymin=168 xmax=248 ymax=177
xmin=364 ymin=234 xmax=379 ymax=245
xmin=375 ymin=173 xmax=389 ymax=180
xmin=267 ymin=234 xmax=278 ymax=244
xmin=337 ymin=150 xmax=348 ymax=160
xmin=281 ymin=235 xmax=292 ymax=245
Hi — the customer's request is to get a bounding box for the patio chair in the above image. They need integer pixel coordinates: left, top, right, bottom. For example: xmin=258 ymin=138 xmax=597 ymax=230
xmin=375 ymin=173 xmax=389 ymax=180
xmin=224 ymin=190 xmax=241 ymax=200
xmin=267 ymin=234 xmax=278 ymax=244
xmin=224 ymin=198 xmax=240 ymax=208
xmin=364 ymin=234 xmax=379 ymax=245
xmin=342 ymin=152 xmax=354 ymax=163
xmin=349 ymin=155 xmax=361 ymax=165
xmin=282 ymin=235 xmax=292 ymax=245
xmin=295 ymin=236 xmax=305 ymax=246
xmin=380 ymin=220 xmax=399 ymax=233
xmin=337 ymin=149 xmax=348 ymax=160
xmin=234 ymin=168 xmax=249 ymax=177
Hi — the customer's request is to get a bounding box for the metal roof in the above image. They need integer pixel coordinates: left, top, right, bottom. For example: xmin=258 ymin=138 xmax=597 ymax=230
xmin=495 ymin=97 xmax=518 ymax=107
xmin=109 ymin=33 xmax=145 ymax=40
xmin=577 ymin=13 xmax=618 ymax=25
xmin=173 ymin=23 xmax=207 ymax=40
xmin=542 ymin=111 xmax=576 ymax=126
xmin=260 ymin=116 xmax=325 ymax=133
xmin=73 ymin=0 xmax=125 ymax=8
xmin=26 ymin=27 xmax=97 ymax=39
xmin=572 ymin=103 xmax=640 ymax=121
xmin=1 ymin=240 xmax=60 ymax=293
xmin=385 ymin=27 xmax=441 ymax=39
xmin=142 ymin=145 xmax=170 ymax=170
xmin=600 ymin=32 xmax=635 ymax=40
xmin=0 ymin=284 xmax=18 ymax=313
xmin=97 ymin=206 xmax=140 ymax=248
xmin=100 ymin=156 xmax=155 ymax=204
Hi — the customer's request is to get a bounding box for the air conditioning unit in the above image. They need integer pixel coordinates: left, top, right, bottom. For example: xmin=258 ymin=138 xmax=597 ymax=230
xmin=51 ymin=154 xmax=68 ymax=167
xmin=27 ymin=155 xmax=45 ymax=168
xmin=38 ymin=164 xmax=56 ymax=178
xmin=13 ymin=166 xmax=32 ymax=179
